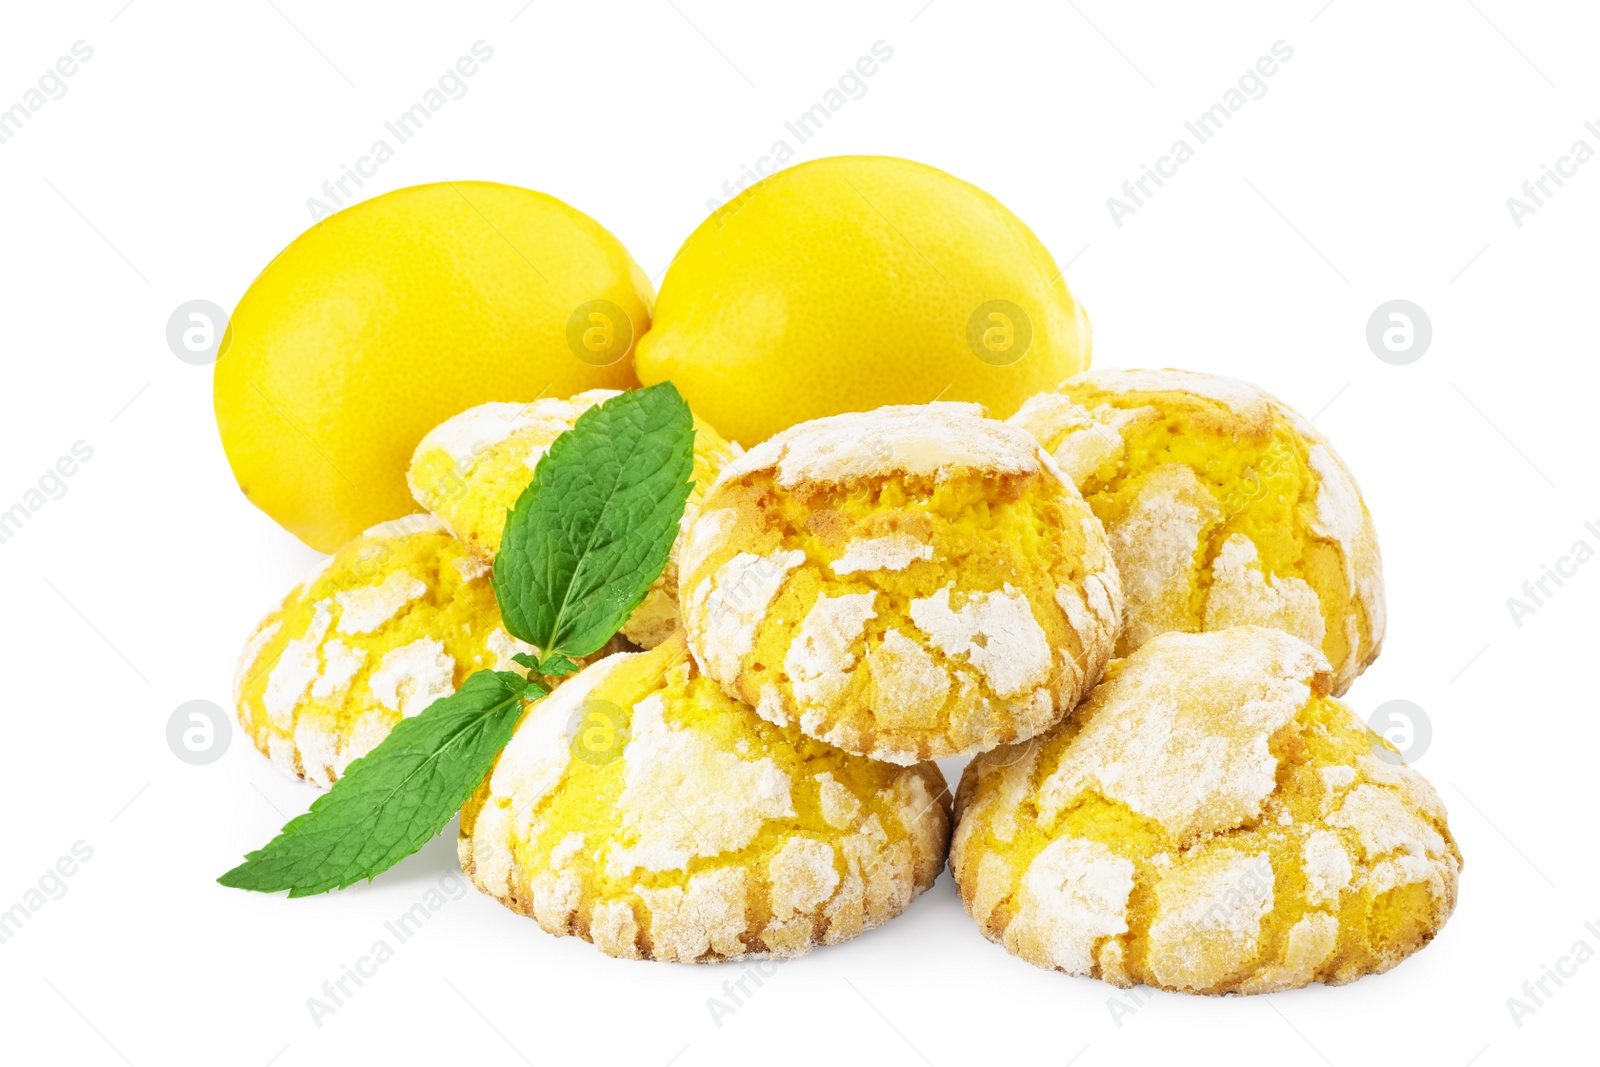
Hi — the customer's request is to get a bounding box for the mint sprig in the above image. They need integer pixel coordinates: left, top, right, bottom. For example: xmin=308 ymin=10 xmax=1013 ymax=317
xmin=220 ymin=385 xmax=697 ymax=896
xmin=217 ymin=670 xmax=526 ymax=895
xmin=492 ymin=382 xmax=695 ymax=667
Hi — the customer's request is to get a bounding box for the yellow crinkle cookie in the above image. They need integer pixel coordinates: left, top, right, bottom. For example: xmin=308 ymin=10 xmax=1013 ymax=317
xmin=233 ymin=515 xmax=541 ymax=786
xmin=1008 ymin=368 xmax=1384 ymax=694
xmin=408 ymin=391 xmax=739 ymax=648
xmin=458 ymin=634 xmax=952 ymax=961
xmin=679 ymin=403 xmax=1122 ymax=765
xmin=950 ymin=626 xmax=1460 ymax=995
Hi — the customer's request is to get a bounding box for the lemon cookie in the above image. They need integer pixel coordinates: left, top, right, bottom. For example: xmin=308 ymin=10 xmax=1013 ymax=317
xmin=234 ymin=515 xmax=545 ymax=786
xmin=408 ymin=391 xmax=739 ymax=647
xmin=950 ymin=626 xmax=1460 ymax=994
xmin=458 ymin=633 xmax=951 ymax=961
xmin=678 ymin=403 xmax=1121 ymax=764
xmin=1008 ymin=368 xmax=1383 ymax=694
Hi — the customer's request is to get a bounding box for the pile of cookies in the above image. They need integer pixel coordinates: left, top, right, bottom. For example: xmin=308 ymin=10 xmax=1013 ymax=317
xmin=231 ymin=368 xmax=1460 ymax=994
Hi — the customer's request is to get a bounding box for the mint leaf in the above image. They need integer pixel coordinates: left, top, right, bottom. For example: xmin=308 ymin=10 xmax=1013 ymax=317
xmin=539 ymin=653 xmax=581 ymax=677
xmin=218 ymin=670 xmax=527 ymax=896
xmin=511 ymin=650 xmax=578 ymax=678
xmin=492 ymin=383 xmax=695 ymax=660
xmin=220 ymin=386 xmax=695 ymax=898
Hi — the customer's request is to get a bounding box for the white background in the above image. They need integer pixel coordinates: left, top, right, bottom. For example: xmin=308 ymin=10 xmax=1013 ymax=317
xmin=1 ymin=2 xmax=1595 ymax=1065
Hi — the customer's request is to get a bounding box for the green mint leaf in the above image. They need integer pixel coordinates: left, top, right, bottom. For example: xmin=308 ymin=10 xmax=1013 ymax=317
xmin=217 ymin=670 xmax=528 ymax=896
xmin=511 ymin=651 xmax=542 ymax=671
xmin=523 ymin=680 xmax=549 ymax=702
xmin=492 ymin=383 xmax=695 ymax=660
xmin=539 ymin=653 xmax=581 ymax=677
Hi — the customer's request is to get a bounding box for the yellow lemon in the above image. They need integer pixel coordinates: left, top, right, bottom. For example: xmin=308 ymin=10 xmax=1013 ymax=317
xmin=634 ymin=155 xmax=1091 ymax=446
xmin=214 ymin=181 xmax=652 ymax=553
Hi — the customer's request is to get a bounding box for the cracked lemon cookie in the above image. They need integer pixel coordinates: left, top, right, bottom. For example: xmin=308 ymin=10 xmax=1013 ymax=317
xmin=950 ymin=626 xmax=1460 ymax=994
xmin=408 ymin=391 xmax=739 ymax=647
xmin=458 ymin=633 xmax=951 ymax=961
xmin=234 ymin=515 xmax=545 ymax=786
xmin=1009 ymin=368 xmax=1383 ymax=694
xmin=678 ymin=403 xmax=1121 ymax=765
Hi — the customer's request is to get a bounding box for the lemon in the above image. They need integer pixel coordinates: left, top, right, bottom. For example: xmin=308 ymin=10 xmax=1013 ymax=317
xmin=634 ymin=155 xmax=1091 ymax=446
xmin=214 ymin=181 xmax=652 ymax=553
